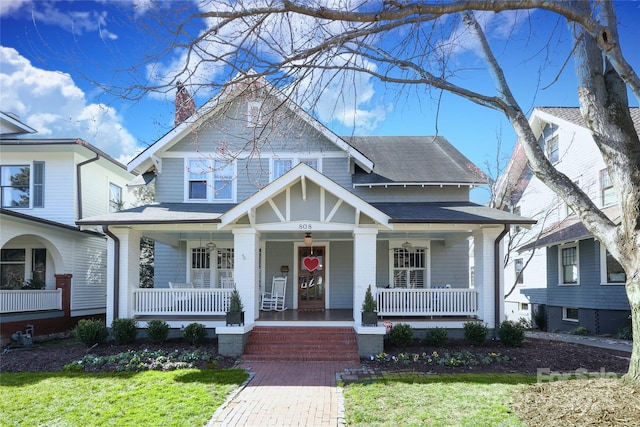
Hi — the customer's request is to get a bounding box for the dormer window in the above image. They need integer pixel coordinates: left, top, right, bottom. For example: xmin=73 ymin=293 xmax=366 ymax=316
xmin=272 ymin=157 xmax=320 ymax=180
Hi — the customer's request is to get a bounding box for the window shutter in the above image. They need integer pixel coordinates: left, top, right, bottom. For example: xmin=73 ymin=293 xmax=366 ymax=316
xmin=33 ymin=161 xmax=44 ymax=208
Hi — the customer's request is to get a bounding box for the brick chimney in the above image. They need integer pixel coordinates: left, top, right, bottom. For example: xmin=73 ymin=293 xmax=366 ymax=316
xmin=174 ymin=81 xmax=196 ymax=126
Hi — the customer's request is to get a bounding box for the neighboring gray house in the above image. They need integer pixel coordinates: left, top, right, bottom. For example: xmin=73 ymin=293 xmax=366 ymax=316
xmin=494 ymin=107 xmax=638 ymax=335
xmin=79 ymin=75 xmax=532 ymax=356
xmin=0 ymin=112 xmax=136 ymax=343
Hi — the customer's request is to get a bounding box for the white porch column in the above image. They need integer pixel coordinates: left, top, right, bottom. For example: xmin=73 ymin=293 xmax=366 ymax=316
xmin=353 ymin=228 xmax=378 ymax=316
xmin=233 ymin=228 xmax=259 ymax=324
xmin=110 ymin=227 xmax=141 ymax=322
xmin=473 ymin=227 xmax=505 ymax=330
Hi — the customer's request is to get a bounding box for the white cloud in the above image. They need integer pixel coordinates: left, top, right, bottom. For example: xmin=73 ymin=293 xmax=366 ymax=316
xmin=0 ymin=46 xmax=139 ymax=164
xmin=0 ymin=0 xmax=31 ymax=17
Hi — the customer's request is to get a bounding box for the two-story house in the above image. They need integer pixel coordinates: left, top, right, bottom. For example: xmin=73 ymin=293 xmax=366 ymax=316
xmin=0 ymin=112 xmax=136 ymax=344
xmin=78 ymin=76 xmax=532 ymax=357
xmin=495 ymin=107 xmax=638 ymax=335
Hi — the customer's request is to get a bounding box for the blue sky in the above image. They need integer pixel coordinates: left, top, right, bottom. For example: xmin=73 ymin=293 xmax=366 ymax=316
xmin=1 ymin=1 xmax=639 ymax=203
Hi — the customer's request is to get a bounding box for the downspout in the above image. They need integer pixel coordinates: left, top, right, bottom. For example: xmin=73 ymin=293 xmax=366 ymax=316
xmin=102 ymin=225 xmax=120 ymax=320
xmin=494 ymin=224 xmax=509 ymax=338
xmin=77 ymin=153 xmax=100 ymax=219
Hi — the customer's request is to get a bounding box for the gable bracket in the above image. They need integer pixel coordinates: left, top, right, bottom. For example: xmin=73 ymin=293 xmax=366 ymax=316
xmin=151 ymin=155 xmax=162 ymax=174
xmin=267 ymin=198 xmax=285 ymax=222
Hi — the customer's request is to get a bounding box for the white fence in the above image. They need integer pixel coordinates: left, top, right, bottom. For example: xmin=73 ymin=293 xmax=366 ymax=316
xmin=376 ymin=288 xmax=478 ymax=316
xmin=0 ymin=289 xmax=63 ymax=313
xmin=133 ymin=289 xmax=233 ymax=316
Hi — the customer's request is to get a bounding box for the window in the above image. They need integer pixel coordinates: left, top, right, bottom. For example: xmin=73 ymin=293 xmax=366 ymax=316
xmin=191 ymin=247 xmax=211 ymax=287
xmin=519 ymin=303 xmax=529 ymax=311
xmin=560 ymin=245 xmax=578 ymax=285
xmin=1 ymin=165 xmax=30 ymax=207
xmin=514 ymin=258 xmax=524 ymax=284
xmin=600 ymin=169 xmax=617 ymax=206
xmin=546 ymin=135 xmax=559 ymax=163
xmin=602 ymin=245 xmax=626 ymax=284
xmin=109 ymin=183 xmax=123 ymax=212
xmin=186 ymin=159 xmax=234 ymax=202
xmin=512 ymin=206 xmax=522 ymax=233
xmin=247 ymin=101 xmax=263 ymax=127
xmin=1 ymin=249 xmax=26 ymax=289
xmin=392 ymin=247 xmax=426 ymax=288
xmin=273 ymin=157 xmax=320 ymax=180
xmin=563 ymin=307 xmax=579 ymax=322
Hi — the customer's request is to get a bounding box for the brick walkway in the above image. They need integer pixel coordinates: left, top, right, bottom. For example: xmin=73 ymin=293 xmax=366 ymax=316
xmin=207 ymin=361 xmax=361 ymax=427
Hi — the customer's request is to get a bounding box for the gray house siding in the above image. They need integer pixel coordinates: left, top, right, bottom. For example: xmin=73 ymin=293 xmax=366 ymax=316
xmin=264 ymin=241 xmax=294 ymax=308
xmin=154 ymin=242 xmax=187 ymax=288
xmin=156 ymin=158 xmax=186 ymax=203
xmin=431 ymin=240 xmax=470 ymax=288
xmin=329 ymin=241 xmax=354 ymax=309
xmin=530 ymin=239 xmax=630 ymax=334
xmin=351 ymin=186 xmax=470 ymax=203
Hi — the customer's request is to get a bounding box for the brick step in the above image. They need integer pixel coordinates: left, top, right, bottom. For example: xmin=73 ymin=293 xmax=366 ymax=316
xmin=241 ymin=326 xmax=360 ymax=363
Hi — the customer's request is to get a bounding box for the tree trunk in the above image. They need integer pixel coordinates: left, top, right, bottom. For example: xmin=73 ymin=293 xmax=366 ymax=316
xmin=625 ymin=269 xmax=640 ymax=383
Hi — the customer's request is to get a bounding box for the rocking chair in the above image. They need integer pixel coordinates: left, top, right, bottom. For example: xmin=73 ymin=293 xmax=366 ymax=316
xmin=260 ymin=276 xmax=287 ymax=311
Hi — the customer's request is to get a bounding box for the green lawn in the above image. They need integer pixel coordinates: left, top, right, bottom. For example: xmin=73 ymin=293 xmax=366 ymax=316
xmin=0 ymin=369 xmax=248 ymax=427
xmin=343 ymin=373 xmax=537 ymax=427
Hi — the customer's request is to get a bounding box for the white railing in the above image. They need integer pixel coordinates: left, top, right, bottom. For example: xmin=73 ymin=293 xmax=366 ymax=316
xmin=376 ymin=288 xmax=478 ymax=316
xmin=133 ymin=288 xmax=233 ymax=316
xmin=0 ymin=289 xmax=62 ymax=313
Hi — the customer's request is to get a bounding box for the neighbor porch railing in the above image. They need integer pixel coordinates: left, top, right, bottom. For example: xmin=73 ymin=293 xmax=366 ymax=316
xmin=133 ymin=288 xmax=233 ymax=316
xmin=0 ymin=289 xmax=63 ymax=313
xmin=376 ymin=288 xmax=478 ymax=316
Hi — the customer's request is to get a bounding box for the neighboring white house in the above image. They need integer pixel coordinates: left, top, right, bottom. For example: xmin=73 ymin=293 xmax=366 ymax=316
xmin=78 ymin=75 xmax=533 ymax=356
xmin=494 ymin=107 xmax=637 ymax=333
xmin=0 ymin=112 xmax=136 ymax=342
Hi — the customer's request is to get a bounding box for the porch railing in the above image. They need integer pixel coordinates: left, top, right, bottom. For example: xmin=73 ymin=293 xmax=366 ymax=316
xmin=376 ymin=288 xmax=478 ymax=316
xmin=133 ymin=288 xmax=233 ymax=316
xmin=0 ymin=289 xmax=63 ymax=313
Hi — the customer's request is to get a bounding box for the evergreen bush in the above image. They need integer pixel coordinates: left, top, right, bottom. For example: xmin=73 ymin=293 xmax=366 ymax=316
xmin=182 ymin=322 xmax=207 ymax=345
xmin=389 ymin=323 xmax=414 ymax=347
xmin=111 ymin=318 xmax=138 ymax=345
xmin=463 ymin=322 xmax=488 ymax=346
xmin=497 ymin=320 xmax=526 ymax=347
xmin=73 ymin=319 xmax=109 ymax=347
xmin=425 ymin=327 xmax=448 ymax=347
xmin=146 ymin=319 xmax=170 ymax=344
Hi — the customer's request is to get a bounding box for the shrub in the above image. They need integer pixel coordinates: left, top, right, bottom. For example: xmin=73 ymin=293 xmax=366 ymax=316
xmin=425 ymin=327 xmax=448 ymax=347
xmin=498 ymin=320 xmax=526 ymax=347
xmin=463 ymin=322 xmax=488 ymax=346
xmin=389 ymin=323 xmax=414 ymax=348
xmin=73 ymin=319 xmax=109 ymax=347
xmin=617 ymin=326 xmax=633 ymax=341
xmin=182 ymin=322 xmax=207 ymax=345
xmin=570 ymin=326 xmax=590 ymax=336
xmin=146 ymin=320 xmax=170 ymax=344
xmin=532 ymin=305 xmax=548 ymax=331
xmin=362 ymin=285 xmax=376 ymax=312
xmin=228 ymin=289 xmax=243 ymax=312
xmin=111 ymin=318 xmax=138 ymax=345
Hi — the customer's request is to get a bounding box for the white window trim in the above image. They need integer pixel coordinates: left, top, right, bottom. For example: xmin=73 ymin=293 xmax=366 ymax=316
xmin=1 ymin=163 xmax=31 ymax=209
xmin=599 ymin=242 xmax=626 ymax=286
xmin=387 ymin=239 xmax=431 ymax=288
xmin=558 ymin=243 xmax=579 ymax=286
xmin=562 ymin=307 xmax=579 ymax=322
xmin=271 ymin=156 xmax=322 ymax=181
xmin=184 ymin=158 xmax=236 ymax=203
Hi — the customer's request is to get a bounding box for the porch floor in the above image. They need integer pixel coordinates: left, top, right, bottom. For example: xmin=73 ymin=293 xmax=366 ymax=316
xmin=257 ymin=309 xmax=353 ymax=322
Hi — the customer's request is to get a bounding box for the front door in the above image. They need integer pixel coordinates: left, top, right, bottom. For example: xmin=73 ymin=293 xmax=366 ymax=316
xmin=298 ymin=246 xmax=325 ymax=311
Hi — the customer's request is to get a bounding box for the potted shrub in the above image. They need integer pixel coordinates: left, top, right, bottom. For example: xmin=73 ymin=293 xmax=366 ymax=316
xmin=361 ymin=284 xmax=378 ymax=326
xmin=226 ymin=288 xmax=245 ymax=326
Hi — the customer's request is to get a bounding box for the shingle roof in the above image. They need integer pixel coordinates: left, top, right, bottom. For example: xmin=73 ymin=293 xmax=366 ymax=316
xmin=77 ymin=203 xmax=235 ymax=225
xmin=372 ymin=202 xmax=535 ymax=225
xmin=536 ymin=107 xmax=640 ymax=134
xmin=345 ymin=136 xmax=488 ymax=185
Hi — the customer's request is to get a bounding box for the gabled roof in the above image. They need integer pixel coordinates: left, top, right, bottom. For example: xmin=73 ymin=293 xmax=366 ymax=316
xmin=0 ymin=112 xmax=36 ymax=136
xmin=127 ymin=73 xmax=374 ymax=175
xmin=220 ymin=162 xmax=391 ymax=228
xmin=347 ymin=136 xmax=488 ymax=186
xmin=372 ymin=202 xmax=535 ymax=225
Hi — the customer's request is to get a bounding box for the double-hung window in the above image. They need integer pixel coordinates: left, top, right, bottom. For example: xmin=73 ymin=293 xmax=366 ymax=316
xmin=546 ymin=135 xmax=559 ymax=163
xmin=109 ymin=183 xmax=123 ymax=212
xmin=187 ymin=159 xmax=234 ymax=202
xmin=1 ymin=162 xmax=44 ymax=208
xmin=514 ymin=258 xmax=524 ymax=284
xmin=600 ymin=169 xmax=617 ymax=206
xmin=601 ymin=244 xmax=626 ymax=284
xmin=560 ymin=245 xmax=578 ymax=285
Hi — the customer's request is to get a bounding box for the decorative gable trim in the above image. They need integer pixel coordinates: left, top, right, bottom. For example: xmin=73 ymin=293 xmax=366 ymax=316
xmin=219 ymin=163 xmax=391 ymax=229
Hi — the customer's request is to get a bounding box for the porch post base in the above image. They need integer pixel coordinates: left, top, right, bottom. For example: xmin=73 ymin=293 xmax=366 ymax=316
xmin=216 ymin=325 xmax=252 ymax=357
xmin=355 ymin=325 xmax=386 ymax=357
